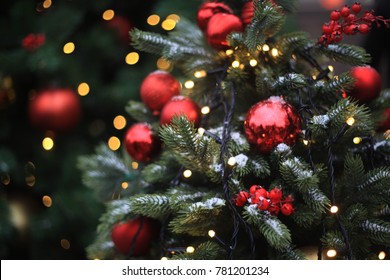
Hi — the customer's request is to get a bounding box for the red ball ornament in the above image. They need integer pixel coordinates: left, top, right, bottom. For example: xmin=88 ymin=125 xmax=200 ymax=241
xmin=241 ymin=1 xmax=254 ymax=27
xmin=269 ymin=187 xmax=283 ymax=203
xmin=206 ymin=13 xmax=243 ymax=50
xmin=378 ymin=107 xmax=390 ymax=131
xmin=140 ymin=71 xmax=181 ymax=115
xmin=124 ymin=123 xmax=160 ymax=162
xmin=197 ymin=2 xmax=233 ymax=31
xmin=235 ymin=191 xmax=250 ymax=207
xmin=244 ymin=96 xmax=301 ymax=154
xmin=107 ymin=15 xmax=133 ymax=44
xmin=281 ymin=203 xmax=294 ymax=216
xmin=29 ymin=88 xmax=81 ymax=132
xmin=160 ymin=96 xmax=201 ymax=127
xmin=348 ymin=66 xmax=382 ymax=103
xmin=111 ymin=217 xmax=159 ymax=256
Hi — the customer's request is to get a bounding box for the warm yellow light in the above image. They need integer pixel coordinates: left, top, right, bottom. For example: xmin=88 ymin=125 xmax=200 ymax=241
xmin=208 ymin=230 xmax=216 ymax=238
xmin=102 ymin=9 xmax=115 ymax=21
xmin=125 ymin=52 xmax=139 ymax=65
xmin=198 ymin=127 xmax=205 ymax=136
xmin=249 ymin=59 xmax=258 ymax=67
xmin=346 ymin=117 xmax=355 ymax=126
xmin=43 ymin=0 xmax=52 ymax=9
xmin=227 ymin=157 xmax=236 ymax=166
xmin=78 ymin=82 xmax=90 ymax=96
xmin=108 ymin=136 xmax=121 ymax=151
xmin=326 ymin=249 xmax=337 ymax=258
xmin=161 ymin=257 xmax=168 ymax=260
xmin=232 ymin=60 xmax=240 ymax=68
xmin=183 ymin=169 xmax=192 ymax=178
xmin=60 ymin=239 xmax=71 ymax=250
xmin=161 ymin=19 xmax=176 ymax=31
xmin=42 ymin=137 xmax=54 ymax=150
xmin=271 ymin=48 xmax=279 ymax=57
xmin=147 ymin=14 xmax=160 ymax=26
xmin=378 ymin=251 xmax=386 ymax=260
xmin=303 ymin=139 xmax=309 ymax=146
xmin=194 ymin=70 xmax=207 ymax=78
xmin=262 ymin=44 xmax=270 ymax=52
xmin=201 ymin=106 xmax=210 ymax=115
xmin=167 ymin=14 xmax=181 ymax=22
xmin=330 ymin=205 xmax=338 ymax=213
xmin=184 ymin=80 xmax=195 ymax=89
xmin=63 ymin=42 xmax=75 ymax=54
xmin=328 ymin=65 xmax=334 ymax=72
xmin=186 ymin=246 xmax=195 ymax=253
xmin=42 ymin=195 xmax=52 ymax=207
xmin=312 ymin=75 xmax=317 ymax=80
xmin=121 ymin=182 xmax=129 ymax=189
xmin=25 ymin=175 xmax=35 ymax=187
xmin=353 ymin=137 xmax=362 ymax=144
xmin=131 ymin=161 xmax=139 ymax=170
xmin=225 ymin=49 xmax=234 ymax=56
xmin=157 ymin=58 xmax=172 ymax=71
xmin=113 ymin=115 xmax=127 ymax=130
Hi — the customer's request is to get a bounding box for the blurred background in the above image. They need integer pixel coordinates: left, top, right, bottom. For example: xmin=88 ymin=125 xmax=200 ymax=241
xmin=0 ymin=0 xmax=387 ymax=259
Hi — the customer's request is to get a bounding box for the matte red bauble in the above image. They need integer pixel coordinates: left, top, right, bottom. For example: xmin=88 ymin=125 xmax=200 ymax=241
xmin=111 ymin=217 xmax=159 ymax=256
xmin=160 ymin=96 xmax=201 ymax=127
xmin=124 ymin=123 xmax=160 ymax=162
xmin=140 ymin=71 xmax=181 ymax=115
xmin=197 ymin=2 xmax=233 ymax=31
xmin=378 ymin=107 xmax=390 ymax=131
xmin=29 ymin=88 xmax=81 ymax=132
xmin=241 ymin=1 xmax=254 ymax=26
xmin=107 ymin=15 xmax=133 ymax=44
xmin=206 ymin=13 xmax=243 ymax=50
xmin=244 ymin=96 xmax=301 ymax=154
xmin=348 ymin=66 xmax=382 ymax=103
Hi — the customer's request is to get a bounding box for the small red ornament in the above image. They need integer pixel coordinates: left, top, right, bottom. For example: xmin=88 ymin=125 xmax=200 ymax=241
xmin=160 ymin=96 xmax=201 ymax=127
xmin=348 ymin=66 xmax=382 ymax=103
xmin=330 ymin=10 xmax=341 ymax=21
xmin=352 ymin=2 xmax=362 ymax=14
xmin=107 ymin=15 xmax=133 ymax=44
xmin=206 ymin=13 xmax=243 ymax=50
xmin=235 ymin=191 xmax=250 ymax=207
xmin=241 ymin=1 xmax=254 ymax=27
xmin=340 ymin=5 xmax=351 ymax=18
xmin=244 ymin=96 xmax=301 ymax=154
xmin=280 ymin=203 xmax=294 ymax=216
xmin=197 ymin=2 xmax=233 ymax=31
xmin=111 ymin=217 xmax=159 ymax=256
xmin=269 ymin=187 xmax=283 ymax=203
xmin=378 ymin=107 xmax=390 ymax=131
xmin=22 ymin=33 xmax=45 ymax=52
xmin=140 ymin=71 xmax=181 ymax=115
xmin=124 ymin=123 xmax=160 ymax=162
xmin=268 ymin=203 xmax=280 ymax=216
xmin=29 ymin=88 xmax=81 ymax=132
xmin=257 ymin=197 xmax=270 ymax=211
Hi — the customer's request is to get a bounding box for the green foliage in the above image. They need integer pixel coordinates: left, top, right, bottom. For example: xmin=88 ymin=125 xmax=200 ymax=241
xmin=141 ymin=152 xmax=181 ymax=184
xmin=271 ymin=73 xmax=308 ymax=92
xmin=125 ymin=101 xmax=157 ymax=124
xmin=313 ymin=72 xmax=354 ymax=97
xmin=171 ymin=241 xmax=225 ymax=260
xmin=361 ymin=219 xmax=390 ymax=245
xmin=321 ymin=231 xmax=346 ymax=252
xmin=279 ymin=246 xmax=307 ymax=260
xmin=311 ymin=44 xmax=371 ymax=66
xmin=275 ymin=32 xmax=310 ymax=62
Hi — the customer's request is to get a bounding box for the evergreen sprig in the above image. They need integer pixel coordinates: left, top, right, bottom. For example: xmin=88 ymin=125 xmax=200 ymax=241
xmin=171 ymin=241 xmax=224 ymax=260
xmin=311 ymin=43 xmax=371 ymax=66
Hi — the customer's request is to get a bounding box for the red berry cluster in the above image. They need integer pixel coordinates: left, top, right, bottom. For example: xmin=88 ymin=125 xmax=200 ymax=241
xmin=22 ymin=33 xmax=45 ymax=52
xmin=319 ymin=2 xmax=390 ymax=45
xmin=234 ymin=185 xmax=294 ymax=216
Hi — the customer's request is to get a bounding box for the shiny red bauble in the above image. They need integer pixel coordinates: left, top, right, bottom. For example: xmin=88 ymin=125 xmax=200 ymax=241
xmin=140 ymin=71 xmax=181 ymax=115
xmin=197 ymin=2 xmax=233 ymax=31
xmin=124 ymin=123 xmax=160 ymax=162
xmin=348 ymin=66 xmax=382 ymax=103
xmin=206 ymin=13 xmax=243 ymax=50
xmin=107 ymin=15 xmax=133 ymax=44
xmin=241 ymin=0 xmax=254 ymax=26
xmin=111 ymin=217 xmax=159 ymax=256
xmin=244 ymin=96 xmax=301 ymax=154
xmin=29 ymin=88 xmax=81 ymax=132
xmin=160 ymin=96 xmax=201 ymax=127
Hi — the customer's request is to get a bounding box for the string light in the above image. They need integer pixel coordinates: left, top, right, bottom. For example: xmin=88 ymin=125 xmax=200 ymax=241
xmin=125 ymin=52 xmax=139 ymax=65
xmin=208 ymin=230 xmax=216 ymax=238
xmin=326 ymin=249 xmax=337 ymax=258
xmin=225 ymin=49 xmax=234 ymax=56
xmin=312 ymin=75 xmax=317 ymax=80
xmin=198 ymin=127 xmax=205 ymax=136
xmin=60 ymin=239 xmax=71 ymax=250
xmin=303 ymin=139 xmax=309 ymax=146
xmin=113 ymin=115 xmax=127 ymax=130
xmin=186 ymin=246 xmax=195 ymax=253
xmin=161 ymin=19 xmax=176 ymax=31
xmin=201 ymin=106 xmax=210 ymax=115
xmin=42 ymin=195 xmax=52 ymax=207
xmin=131 ymin=161 xmax=139 ymax=170
xmin=184 ymin=80 xmax=195 ymax=89
xmin=271 ymin=48 xmax=279 ymax=57
xmin=346 ymin=117 xmax=355 ymax=126
xmin=330 ymin=205 xmax=339 ymax=213
xmin=43 ymin=0 xmax=52 ymax=9
xmin=231 ymin=60 xmax=240 ymax=68
xmin=227 ymin=157 xmax=236 ymax=166
xmin=353 ymin=137 xmax=362 ymax=144
xmin=378 ymin=251 xmax=386 ymax=260
xmin=249 ymin=59 xmax=258 ymax=67
xmin=328 ymin=65 xmax=334 ymax=72
xmin=147 ymin=15 xmax=160 ymax=26
xmin=102 ymin=9 xmax=115 ymax=21
xmin=262 ymin=44 xmax=270 ymax=52
xmin=42 ymin=137 xmax=54 ymax=151
xmin=161 ymin=257 xmax=168 ymax=260
xmin=194 ymin=70 xmax=207 ymax=78
xmin=78 ymin=82 xmax=90 ymax=96
xmin=63 ymin=42 xmax=75 ymax=54
xmin=108 ymin=136 xmax=121 ymax=151
xmin=157 ymin=58 xmax=172 ymax=71
xmin=121 ymin=182 xmax=129 ymax=189
xmin=183 ymin=169 xmax=192 ymax=178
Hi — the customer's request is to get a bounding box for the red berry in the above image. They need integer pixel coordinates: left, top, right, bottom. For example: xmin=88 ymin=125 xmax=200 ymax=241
xmin=363 ymin=12 xmax=375 ymax=21
xmin=346 ymin=14 xmax=357 ymax=22
xmin=344 ymin=24 xmax=357 ymax=35
xmin=235 ymin=191 xmax=249 ymax=207
xmin=251 ymin=188 xmax=268 ymax=204
xmin=257 ymin=197 xmax=270 ymax=211
xmin=249 ymin=185 xmax=260 ymax=195
xmin=281 ymin=203 xmax=294 ymax=216
xmin=352 ymin=2 xmax=362 ymax=14
xmin=331 ymin=31 xmax=342 ymax=43
xmin=268 ymin=203 xmax=280 ymax=216
xmin=340 ymin=6 xmax=351 ymax=17
xmin=284 ymin=195 xmax=294 ymax=203
xmin=330 ymin=10 xmax=341 ymax=21
xmin=322 ymin=23 xmax=333 ymax=35
xmin=358 ymin=23 xmax=370 ymax=34
xmin=268 ymin=187 xmax=283 ymax=203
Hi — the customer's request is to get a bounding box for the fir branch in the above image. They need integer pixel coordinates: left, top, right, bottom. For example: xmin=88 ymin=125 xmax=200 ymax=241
xmin=279 ymin=246 xmax=307 ymax=260
xmin=313 ymin=72 xmax=354 ymax=97
xmin=141 ymin=152 xmax=181 ymax=184
xmin=125 ymin=101 xmax=157 ymax=123
xmin=321 ymin=231 xmax=346 ymax=251
xmin=275 ymin=31 xmax=310 ymax=61
xmin=274 ymin=0 xmax=297 ymax=12
xmin=129 ymin=194 xmax=171 ymax=220
xmin=171 ymin=241 xmax=224 ymax=260
xmin=97 ymin=199 xmax=133 ymax=234
xmin=292 ymin=205 xmax=321 ymax=228
xmin=357 ymin=167 xmax=390 ymax=192
xmin=361 ymin=219 xmax=390 ymax=245
xmin=244 ymin=205 xmax=292 ymax=251
xmin=271 ymin=73 xmax=307 ymax=92
xmin=311 ymin=43 xmax=371 ymax=66
xmin=343 ymin=153 xmax=365 ymax=192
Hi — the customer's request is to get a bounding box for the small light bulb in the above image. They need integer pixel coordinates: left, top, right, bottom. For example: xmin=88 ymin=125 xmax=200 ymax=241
xmin=108 ymin=136 xmax=121 ymax=151
xmin=42 ymin=137 xmax=54 ymax=151
xmin=262 ymin=44 xmax=270 ymax=52
xmin=78 ymin=82 xmax=90 ymax=96
xmin=42 ymin=195 xmax=52 ymax=207
xmin=161 ymin=19 xmax=176 ymax=31
xmin=249 ymin=59 xmax=258 ymax=67
xmin=161 ymin=257 xmax=168 ymax=260
xmin=303 ymin=139 xmax=309 ymax=146
xmin=102 ymin=9 xmax=115 ymax=21
xmin=121 ymin=182 xmax=129 ymax=189
xmin=208 ymin=230 xmax=216 ymax=238
xmin=194 ymin=70 xmax=207 ymax=78
xmin=183 ymin=169 xmax=192 ymax=178
xmin=312 ymin=75 xmax=317 ymax=80
xmin=227 ymin=157 xmax=236 ymax=166
xmin=232 ymin=61 xmax=240 ymax=68
xmin=184 ymin=80 xmax=195 ymax=89
xmin=63 ymin=42 xmax=75 ymax=54
xmin=346 ymin=117 xmax=355 ymax=126
xmin=147 ymin=14 xmax=160 ymax=26
xmin=378 ymin=251 xmax=386 ymax=260
xmin=186 ymin=246 xmax=195 ymax=253
xmin=225 ymin=49 xmax=234 ymax=56
xmin=201 ymin=106 xmax=210 ymax=115
xmin=327 ymin=249 xmax=337 ymax=258
xmin=131 ymin=162 xmax=139 ymax=170
xmin=328 ymin=65 xmax=334 ymax=72
xmin=198 ymin=127 xmax=205 ymax=136
xmin=113 ymin=115 xmax=126 ymax=130
xmin=271 ymin=48 xmax=279 ymax=57
xmin=125 ymin=52 xmax=139 ymax=65
xmin=330 ymin=205 xmax=338 ymax=213
xmin=353 ymin=137 xmax=362 ymax=144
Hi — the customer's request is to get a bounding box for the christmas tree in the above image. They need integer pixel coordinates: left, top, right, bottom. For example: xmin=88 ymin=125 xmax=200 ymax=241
xmin=80 ymin=0 xmax=390 ymax=260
